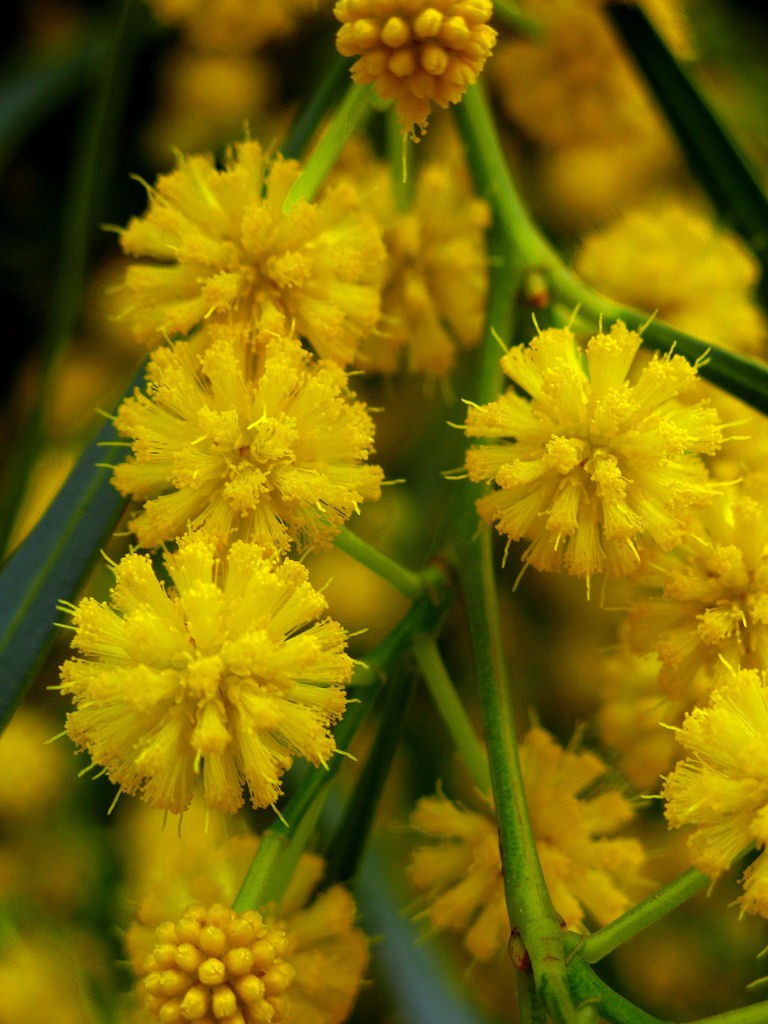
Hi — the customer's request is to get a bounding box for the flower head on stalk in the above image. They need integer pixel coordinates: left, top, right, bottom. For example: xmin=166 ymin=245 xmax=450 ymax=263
xmin=334 ymin=0 xmax=497 ymax=139
xmin=463 ymin=321 xmax=723 ymax=580
xmin=112 ymin=325 xmax=384 ymax=554
xmin=118 ymin=137 xmax=386 ymax=364
xmin=58 ymin=534 xmax=351 ymax=814
xmin=408 ymin=726 xmax=645 ymax=960
xmin=125 ymin=822 xmax=369 ymax=1024
xmin=663 ymin=669 xmax=768 ymax=918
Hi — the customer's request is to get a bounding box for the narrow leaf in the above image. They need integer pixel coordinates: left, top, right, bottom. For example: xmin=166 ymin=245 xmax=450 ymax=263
xmin=0 ymin=366 xmax=143 ymax=732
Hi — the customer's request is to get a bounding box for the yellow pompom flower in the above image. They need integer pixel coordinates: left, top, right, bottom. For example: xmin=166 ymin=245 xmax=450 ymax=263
xmin=334 ymin=0 xmax=497 ymax=138
xmin=408 ymin=727 xmax=645 ymax=959
xmin=112 ymin=327 xmax=384 ymax=554
xmin=663 ymin=669 xmax=768 ymax=917
xmin=574 ymin=199 xmax=767 ymax=357
xmin=119 ymin=138 xmax=386 ymax=364
xmin=489 ymin=0 xmax=658 ymax=150
xmin=463 ymin=322 xmax=723 ymax=579
xmin=58 ymin=533 xmax=351 ymax=814
xmin=147 ymin=0 xmax=320 ymax=53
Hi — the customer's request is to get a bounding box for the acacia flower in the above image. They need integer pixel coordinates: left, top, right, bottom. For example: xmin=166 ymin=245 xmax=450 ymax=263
xmin=360 ymin=147 xmax=490 ymax=374
xmin=118 ymin=137 xmax=386 ymax=364
xmin=628 ymin=485 xmax=768 ymax=702
xmin=574 ymin=198 xmax=767 ymax=357
xmin=408 ymin=726 xmax=645 ymax=959
xmin=147 ymin=0 xmax=319 ymax=53
xmin=334 ymin=0 xmax=497 ymax=138
xmin=138 ymin=902 xmax=295 ymax=1023
xmin=125 ymin=828 xmax=369 ymax=1024
xmin=58 ymin=534 xmax=351 ymax=814
xmin=663 ymin=669 xmax=768 ymax=918
xmin=112 ymin=326 xmax=384 ymax=554
xmin=463 ymin=321 xmax=723 ymax=579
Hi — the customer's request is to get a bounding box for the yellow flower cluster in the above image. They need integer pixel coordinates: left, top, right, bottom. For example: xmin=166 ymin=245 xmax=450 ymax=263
xmin=335 ymin=141 xmax=490 ymax=374
xmin=138 ymin=902 xmax=295 ymax=1023
xmin=112 ymin=326 xmax=384 ymax=553
xmin=60 ymin=535 xmax=350 ymax=813
xmin=574 ymin=198 xmax=767 ymax=357
xmin=628 ymin=485 xmax=768 ymax=703
xmin=463 ymin=321 xmax=723 ymax=579
xmin=125 ymin=821 xmax=369 ymax=1024
xmin=408 ymin=727 xmax=645 ymax=958
xmin=119 ymin=138 xmax=385 ymax=364
xmin=663 ymin=669 xmax=768 ymax=917
xmin=334 ymin=0 xmax=497 ymax=137
xmin=147 ymin=0 xmax=319 ymax=53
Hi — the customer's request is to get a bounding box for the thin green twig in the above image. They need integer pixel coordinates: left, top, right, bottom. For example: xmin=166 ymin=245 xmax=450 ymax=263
xmin=334 ymin=527 xmax=428 ymax=600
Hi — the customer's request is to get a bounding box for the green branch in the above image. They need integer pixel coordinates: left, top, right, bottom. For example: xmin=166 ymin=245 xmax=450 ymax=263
xmin=334 ymin=527 xmax=430 ymax=600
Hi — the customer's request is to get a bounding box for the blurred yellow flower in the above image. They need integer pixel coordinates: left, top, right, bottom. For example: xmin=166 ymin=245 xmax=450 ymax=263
xmin=334 ymin=0 xmax=497 ymax=138
xmin=463 ymin=322 xmax=723 ymax=579
xmin=112 ymin=327 xmax=384 ymax=554
xmin=119 ymin=138 xmax=385 ymax=364
xmin=408 ymin=726 xmax=645 ymax=958
xmin=59 ymin=534 xmax=351 ymax=814
xmin=346 ymin=145 xmax=490 ymax=374
xmin=574 ymin=198 xmax=767 ymax=357
xmin=147 ymin=0 xmax=320 ymax=53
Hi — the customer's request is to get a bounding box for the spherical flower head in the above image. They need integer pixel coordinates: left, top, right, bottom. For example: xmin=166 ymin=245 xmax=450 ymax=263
xmin=126 ymin=832 xmax=369 ymax=1024
xmin=112 ymin=327 xmax=384 ymax=554
xmin=463 ymin=321 xmax=723 ymax=579
xmin=334 ymin=0 xmax=497 ymax=139
xmin=350 ymin=145 xmax=490 ymax=374
xmin=138 ymin=902 xmax=295 ymax=1023
xmin=118 ymin=138 xmax=386 ymax=364
xmin=574 ymin=198 xmax=767 ymax=357
xmin=489 ymin=0 xmax=661 ymax=150
xmin=629 ymin=485 xmax=768 ymax=702
xmin=0 ymin=707 xmax=68 ymax=823
xmin=663 ymin=669 xmax=768 ymax=917
xmin=147 ymin=0 xmax=320 ymax=53
xmin=408 ymin=726 xmax=645 ymax=959
xmin=59 ymin=534 xmax=351 ymax=814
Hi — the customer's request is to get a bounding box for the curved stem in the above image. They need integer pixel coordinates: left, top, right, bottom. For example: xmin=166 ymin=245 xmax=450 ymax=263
xmin=574 ymin=867 xmax=710 ymax=964
xmin=411 ymin=635 xmax=491 ymax=795
xmin=334 ymin=526 xmax=428 ymax=599
xmin=455 ymin=82 xmax=768 ymax=415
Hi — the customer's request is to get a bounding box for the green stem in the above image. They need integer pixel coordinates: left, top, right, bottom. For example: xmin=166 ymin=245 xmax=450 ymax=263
xmin=567 ymin=958 xmax=671 ymax=1024
xmin=454 ymin=82 xmax=768 ymax=415
xmin=574 ymin=867 xmax=710 ymax=964
xmin=411 ymin=635 xmax=491 ymax=795
xmin=282 ymin=82 xmax=375 ymax=211
xmin=281 ymin=55 xmax=353 ymax=161
xmin=334 ymin=527 xmax=428 ymax=599
xmin=445 ymin=217 xmax=582 ymax=1022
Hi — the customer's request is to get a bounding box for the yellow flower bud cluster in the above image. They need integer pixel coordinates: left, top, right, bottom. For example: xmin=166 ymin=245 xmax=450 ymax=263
xmin=334 ymin=0 xmax=497 ymax=137
xmin=139 ymin=902 xmax=295 ymax=1023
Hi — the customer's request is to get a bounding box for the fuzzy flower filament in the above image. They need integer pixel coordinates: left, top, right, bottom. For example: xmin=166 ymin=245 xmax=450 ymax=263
xmin=59 ymin=534 xmax=351 ymax=814
xmin=119 ymin=138 xmax=386 ymax=364
xmin=112 ymin=327 xmax=384 ymax=554
xmin=463 ymin=322 xmax=723 ymax=579
xmin=334 ymin=0 xmax=497 ymax=138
